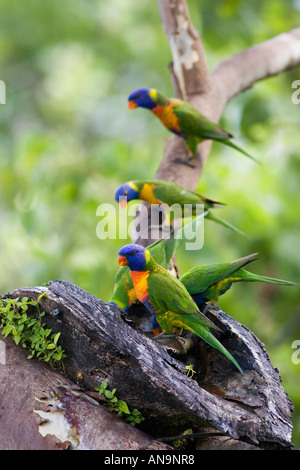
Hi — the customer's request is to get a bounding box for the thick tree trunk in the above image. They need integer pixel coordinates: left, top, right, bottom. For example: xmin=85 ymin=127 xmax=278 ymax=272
xmin=0 ymin=281 xmax=293 ymax=450
xmin=0 ymin=334 xmax=170 ymax=451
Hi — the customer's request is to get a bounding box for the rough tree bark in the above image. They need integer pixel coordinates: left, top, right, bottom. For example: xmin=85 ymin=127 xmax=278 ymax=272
xmin=0 ymin=281 xmax=294 ymax=450
xmin=1 ymin=0 xmax=300 ymax=451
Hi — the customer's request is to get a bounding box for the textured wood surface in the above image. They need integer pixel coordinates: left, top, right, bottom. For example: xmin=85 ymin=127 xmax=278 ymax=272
xmin=1 ymin=280 xmax=294 ymax=449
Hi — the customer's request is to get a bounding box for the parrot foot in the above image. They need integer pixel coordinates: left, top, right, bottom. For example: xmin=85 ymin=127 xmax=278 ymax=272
xmin=171 ymin=156 xmax=195 ymax=168
xmin=202 ymin=302 xmax=214 ymax=315
xmin=120 ymin=312 xmax=135 ymax=327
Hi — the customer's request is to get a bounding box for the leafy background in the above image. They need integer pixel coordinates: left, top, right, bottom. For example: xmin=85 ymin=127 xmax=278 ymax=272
xmin=0 ymin=0 xmax=299 ymax=447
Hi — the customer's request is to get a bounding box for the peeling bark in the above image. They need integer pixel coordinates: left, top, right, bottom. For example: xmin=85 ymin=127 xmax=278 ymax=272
xmin=0 ymin=319 xmax=170 ymax=450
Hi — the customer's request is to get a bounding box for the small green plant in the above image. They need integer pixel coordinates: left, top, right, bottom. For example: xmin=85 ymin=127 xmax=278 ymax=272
xmin=0 ymin=293 xmax=66 ymax=366
xmin=95 ymin=380 xmax=145 ymax=427
xmin=172 ymin=429 xmax=193 ymax=450
xmin=185 ymin=364 xmax=196 ymax=378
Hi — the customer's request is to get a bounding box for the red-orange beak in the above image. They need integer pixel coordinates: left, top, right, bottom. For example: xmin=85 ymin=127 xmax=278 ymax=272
xmin=118 ymin=255 xmax=128 ymax=266
xmin=119 ymin=199 xmax=128 ymax=209
xmin=128 ymin=100 xmax=138 ymax=110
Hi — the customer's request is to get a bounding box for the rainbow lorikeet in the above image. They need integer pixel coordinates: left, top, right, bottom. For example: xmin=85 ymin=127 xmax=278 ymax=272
xmin=109 ymin=214 xmax=206 ymax=311
xmin=180 ymin=253 xmax=299 ymax=307
xmin=128 ymin=87 xmax=258 ymax=163
xmin=110 ymin=237 xmax=177 ymax=311
xmin=115 ymin=179 xmax=248 ymax=238
xmin=118 ymin=243 xmax=243 ymax=374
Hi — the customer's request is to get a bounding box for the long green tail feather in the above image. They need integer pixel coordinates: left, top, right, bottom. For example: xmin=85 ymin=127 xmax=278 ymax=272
xmin=205 ymin=211 xmax=250 ymax=239
xmin=223 ymin=139 xmax=261 ymax=164
xmin=239 ymin=270 xmax=300 ymax=286
xmin=194 ymin=324 xmax=243 ymax=374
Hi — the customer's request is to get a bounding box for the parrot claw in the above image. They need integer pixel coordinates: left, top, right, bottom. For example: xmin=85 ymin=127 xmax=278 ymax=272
xmin=120 ymin=312 xmax=135 ymax=327
xmin=171 ymin=157 xmax=195 ymax=168
xmin=202 ymin=302 xmax=214 ymax=315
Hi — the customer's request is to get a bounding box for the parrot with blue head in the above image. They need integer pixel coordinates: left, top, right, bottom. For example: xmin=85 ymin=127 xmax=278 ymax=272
xmin=115 ymin=179 xmax=248 ymax=238
xmin=117 ymin=243 xmax=243 ymax=374
xmin=109 ymin=214 xmax=205 ymax=311
xmin=128 ymin=87 xmax=258 ymax=163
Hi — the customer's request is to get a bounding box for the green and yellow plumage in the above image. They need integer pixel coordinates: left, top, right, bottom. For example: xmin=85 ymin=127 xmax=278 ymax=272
xmin=118 ymin=244 xmax=243 ymax=374
xmin=128 ymin=87 xmax=259 ymax=162
xmin=110 ymin=214 xmax=205 ymax=310
xmin=180 ymin=253 xmax=300 ymax=306
xmin=115 ymin=179 xmax=249 ymax=238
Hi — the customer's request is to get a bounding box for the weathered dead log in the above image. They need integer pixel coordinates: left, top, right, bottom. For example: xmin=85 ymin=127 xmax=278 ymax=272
xmin=1 ymin=280 xmax=294 ymax=450
xmin=0 ymin=333 xmax=171 ymax=450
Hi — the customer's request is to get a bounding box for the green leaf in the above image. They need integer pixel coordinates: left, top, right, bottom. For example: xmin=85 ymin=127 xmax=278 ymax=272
xmin=117 ymin=400 xmax=130 ymax=414
xmin=53 ymin=332 xmax=61 ymax=344
xmin=104 ymin=390 xmax=114 ymax=399
xmin=2 ymin=324 xmax=13 ymax=337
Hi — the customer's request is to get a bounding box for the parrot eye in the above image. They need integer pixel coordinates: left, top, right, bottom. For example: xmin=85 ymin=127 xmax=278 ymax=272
xmin=134 ymin=93 xmax=140 ymax=99
xmin=130 ymin=250 xmax=137 ymax=256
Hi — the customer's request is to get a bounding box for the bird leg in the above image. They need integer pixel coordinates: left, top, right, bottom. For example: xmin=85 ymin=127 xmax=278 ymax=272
xmin=171 ymin=156 xmax=196 ymax=168
xmin=202 ymin=302 xmax=214 ymax=315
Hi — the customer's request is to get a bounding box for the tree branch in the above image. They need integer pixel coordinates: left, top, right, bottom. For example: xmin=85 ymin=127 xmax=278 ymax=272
xmin=156 ymin=0 xmax=300 ymax=189
xmin=157 ymin=0 xmax=210 ymax=99
xmin=212 ymin=28 xmax=300 ymax=105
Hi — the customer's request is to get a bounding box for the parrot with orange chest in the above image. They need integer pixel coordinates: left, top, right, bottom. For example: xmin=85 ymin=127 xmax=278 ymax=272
xmin=109 ymin=236 xmax=178 ymax=311
xmin=128 ymin=87 xmax=258 ymax=163
xmin=117 ymin=243 xmax=243 ymax=374
xmin=109 ymin=214 xmax=206 ymax=312
xmin=114 ymin=179 xmax=249 ymax=238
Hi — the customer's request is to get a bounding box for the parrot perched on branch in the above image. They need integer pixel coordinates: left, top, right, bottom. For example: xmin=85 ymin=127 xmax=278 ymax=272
xmin=111 ymin=247 xmax=299 ymax=336
xmin=114 ymin=179 xmax=248 ymax=238
xmin=110 ymin=238 xmax=176 ymax=311
xmin=128 ymin=87 xmax=258 ymax=163
xmin=109 ymin=214 xmax=205 ymax=310
xmin=180 ymin=253 xmax=300 ymax=307
xmin=118 ymin=243 xmax=243 ymax=374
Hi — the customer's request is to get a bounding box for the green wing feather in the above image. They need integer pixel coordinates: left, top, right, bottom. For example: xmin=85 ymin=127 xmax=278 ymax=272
xmin=147 ymin=269 xmax=220 ymax=331
xmin=151 ymin=180 xmax=223 ymax=209
xmin=151 ymin=181 xmax=249 ymax=237
xmin=133 ymin=180 xmax=248 ymax=238
xmin=110 ymin=266 xmax=136 ymax=309
xmin=180 ymin=252 xmax=299 ymax=296
xmin=180 ymin=253 xmax=259 ymax=294
xmin=173 ymin=101 xmax=232 ymax=140
xmin=172 ymin=99 xmax=259 ymax=162
xmin=205 ymin=211 xmax=250 ymax=239
xmin=189 ymin=323 xmax=243 ymax=374
xmin=148 ymin=267 xmax=242 ymax=373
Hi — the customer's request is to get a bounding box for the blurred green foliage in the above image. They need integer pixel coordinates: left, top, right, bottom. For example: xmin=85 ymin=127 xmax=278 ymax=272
xmin=0 ymin=0 xmax=299 ymax=447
